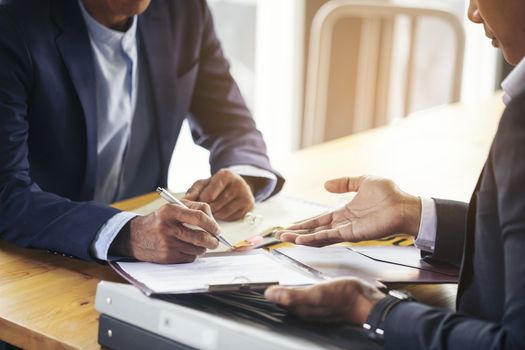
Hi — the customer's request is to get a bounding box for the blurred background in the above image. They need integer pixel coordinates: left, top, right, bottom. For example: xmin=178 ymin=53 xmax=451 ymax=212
xmin=168 ymin=0 xmax=507 ymax=192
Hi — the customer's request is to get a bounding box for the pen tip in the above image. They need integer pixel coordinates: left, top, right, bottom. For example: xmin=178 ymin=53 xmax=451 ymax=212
xmin=156 ymin=187 xmax=163 ymax=193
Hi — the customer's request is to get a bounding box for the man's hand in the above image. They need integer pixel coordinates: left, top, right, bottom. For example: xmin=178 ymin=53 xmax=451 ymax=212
xmin=110 ymin=200 xmax=220 ymax=263
xmin=265 ymin=278 xmax=386 ymax=324
xmin=184 ymin=169 xmax=255 ymax=221
xmin=277 ymin=176 xmax=421 ymax=247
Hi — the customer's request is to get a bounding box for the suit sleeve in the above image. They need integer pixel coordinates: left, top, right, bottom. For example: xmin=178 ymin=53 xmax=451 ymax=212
xmin=422 ymin=198 xmax=468 ymax=267
xmin=382 ymin=94 xmax=525 ymax=350
xmin=0 ymin=8 xmax=120 ymax=261
xmin=187 ymin=1 xmax=284 ymax=197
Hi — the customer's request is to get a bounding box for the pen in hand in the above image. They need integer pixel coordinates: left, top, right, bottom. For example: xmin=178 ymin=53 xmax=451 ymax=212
xmin=156 ymin=187 xmax=234 ymax=249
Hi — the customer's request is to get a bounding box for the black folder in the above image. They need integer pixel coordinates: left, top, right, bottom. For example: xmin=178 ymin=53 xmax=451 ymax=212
xmin=99 ymin=314 xmax=196 ymax=350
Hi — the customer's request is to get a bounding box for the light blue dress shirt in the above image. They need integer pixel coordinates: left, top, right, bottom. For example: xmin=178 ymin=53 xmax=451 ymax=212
xmin=80 ymin=4 xmax=138 ymax=204
xmin=78 ymin=2 xmax=277 ymax=261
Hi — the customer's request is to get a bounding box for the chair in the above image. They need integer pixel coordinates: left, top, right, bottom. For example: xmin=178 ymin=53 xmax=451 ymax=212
xmin=302 ymin=0 xmax=465 ymax=147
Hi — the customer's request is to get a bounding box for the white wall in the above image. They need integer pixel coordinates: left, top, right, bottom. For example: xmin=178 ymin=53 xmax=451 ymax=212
xmin=253 ymin=0 xmax=305 ymax=157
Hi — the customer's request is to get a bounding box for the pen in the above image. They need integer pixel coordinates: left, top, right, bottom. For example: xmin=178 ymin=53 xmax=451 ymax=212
xmin=156 ymin=187 xmax=233 ymax=249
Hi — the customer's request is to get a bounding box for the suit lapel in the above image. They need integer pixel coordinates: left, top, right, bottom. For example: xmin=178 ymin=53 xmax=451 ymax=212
xmin=138 ymin=2 xmax=180 ymax=179
xmin=51 ymin=0 xmax=97 ymax=200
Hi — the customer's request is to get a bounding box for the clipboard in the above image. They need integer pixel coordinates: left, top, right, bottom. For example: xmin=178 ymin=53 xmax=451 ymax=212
xmin=109 ymin=250 xmax=324 ymax=296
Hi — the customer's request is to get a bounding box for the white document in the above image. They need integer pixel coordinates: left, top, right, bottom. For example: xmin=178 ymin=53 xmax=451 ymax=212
xmin=130 ymin=197 xmax=166 ymax=216
xmin=113 ymin=250 xmax=320 ymax=295
xmin=131 ymin=194 xmax=330 ymax=252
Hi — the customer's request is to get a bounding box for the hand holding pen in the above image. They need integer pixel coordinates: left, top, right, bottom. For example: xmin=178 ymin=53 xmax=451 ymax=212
xmin=109 ymin=189 xmax=223 ymax=264
xmin=156 ymin=187 xmax=233 ymax=249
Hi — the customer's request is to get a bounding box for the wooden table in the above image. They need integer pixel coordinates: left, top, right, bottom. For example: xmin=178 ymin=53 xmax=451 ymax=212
xmin=0 ymin=93 xmax=504 ymax=349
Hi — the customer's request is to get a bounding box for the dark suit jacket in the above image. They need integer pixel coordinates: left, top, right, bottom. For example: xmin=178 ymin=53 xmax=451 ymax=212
xmin=0 ymin=0 xmax=284 ymax=261
xmin=383 ymin=91 xmax=525 ymax=349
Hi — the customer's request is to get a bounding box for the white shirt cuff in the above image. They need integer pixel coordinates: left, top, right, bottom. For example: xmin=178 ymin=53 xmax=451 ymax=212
xmin=414 ymin=197 xmax=437 ymax=253
xmin=91 ymin=211 xmax=137 ymax=261
xmin=228 ymin=165 xmax=277 ymax=202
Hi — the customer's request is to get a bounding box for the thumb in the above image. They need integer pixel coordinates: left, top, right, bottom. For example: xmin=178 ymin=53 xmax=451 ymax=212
xmin=324 ymin=176 xmax=365 ymax=194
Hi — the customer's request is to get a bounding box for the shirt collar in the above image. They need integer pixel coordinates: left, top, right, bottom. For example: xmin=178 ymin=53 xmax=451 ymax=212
xmin=501 ymin=57 xmax=525 ymax=105
xmin=78 ymin=0 xmax=137 ymax=49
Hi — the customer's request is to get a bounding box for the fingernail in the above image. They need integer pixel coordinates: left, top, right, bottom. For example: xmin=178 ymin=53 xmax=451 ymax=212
xmin=247 ymin=236 xmax=263 ymax=245
xmin=265 ymin=288 xmax=279 ymax=300
xmin=266 ymin=288 xmax=288 ymax=304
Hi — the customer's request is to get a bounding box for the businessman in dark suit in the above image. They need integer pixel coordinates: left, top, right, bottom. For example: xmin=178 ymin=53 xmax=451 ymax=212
xmin=265 ymin=0 xmax=525 ymax=348
xmin=0 ymin=0 xmax=284 ymax=264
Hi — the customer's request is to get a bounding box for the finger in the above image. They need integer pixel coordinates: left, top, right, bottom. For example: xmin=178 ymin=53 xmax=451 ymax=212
xmin=159 ymin=204 xmax=220 ymax=236
xmin=215 ymin=198 xmax=252 ymax=221
xmin=296 ymin=237 xmax=344 ymax=247
xmin=264 ymin=286 xmax=295 ymax=306
xmin=282 ymin=230 xmax=343 ymax=247
xmin=213 ymin=181 xmax=254 ymax=220
xmin=170 ymin=236 xmax=207 ymax=256
xmin=211 ymin=176 xmax=254 ymax=212
xmin=276 ymin=223 xmax=332 ymax=240
xmin=265 ymin=285 xmax=322 ymax=307
xmin=276 ymin=229 xmax=319 ymax=242
xmin=209 ymin=188 xmax=237 ymax=213
xmin=285 ymin=212 xmax=334 ymax=231
xmin=181 ymin=199 xmax=213 ymax=218
xmin=294 ymin=224 xmax=351 ymax=246
xmin=199 ymin=170 xmax=233 ymax=203
xmin=222 ymin=208 xmax=247 ymax=222
xmin=324 ymin=176 xmax=365 ymax=193
xmin=185 ymin=179 xmax=210 ymax=201
xmin=277 ymin=231 xmax=301 ymax=242
xmin=312 ymin=224 xmax=336 ymax=233
xmin=172 ymin=225 xmax=219 ymax=250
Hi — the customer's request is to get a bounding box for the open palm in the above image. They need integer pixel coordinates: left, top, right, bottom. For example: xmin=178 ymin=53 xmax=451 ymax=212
xmin=278 ymin=176 xmax=420 ymax=247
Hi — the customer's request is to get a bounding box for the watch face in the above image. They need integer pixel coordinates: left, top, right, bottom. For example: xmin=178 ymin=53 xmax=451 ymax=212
xmin=388 ymin=289 xmax=411 ymax=300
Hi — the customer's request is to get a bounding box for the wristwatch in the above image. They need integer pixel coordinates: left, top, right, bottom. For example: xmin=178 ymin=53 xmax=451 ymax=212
xmin=363 ymin=289 xmax=415 ymax=341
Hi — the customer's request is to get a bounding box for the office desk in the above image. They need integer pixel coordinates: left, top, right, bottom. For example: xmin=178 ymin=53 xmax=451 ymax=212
xmin=0 ymin=93 xmax=504 ymax=349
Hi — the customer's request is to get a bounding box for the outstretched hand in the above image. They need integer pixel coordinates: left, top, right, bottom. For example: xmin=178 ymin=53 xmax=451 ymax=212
xmin=277 ymin=176 xmax=421 ymax=247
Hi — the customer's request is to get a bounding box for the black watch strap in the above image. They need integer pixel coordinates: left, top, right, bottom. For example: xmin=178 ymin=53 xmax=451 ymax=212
xmin=363 ymin=290 xmax=415 ymax=341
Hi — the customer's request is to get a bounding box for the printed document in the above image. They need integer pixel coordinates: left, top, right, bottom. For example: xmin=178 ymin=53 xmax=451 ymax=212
xmin=113 ymin=250 xmax=320 ymax=295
